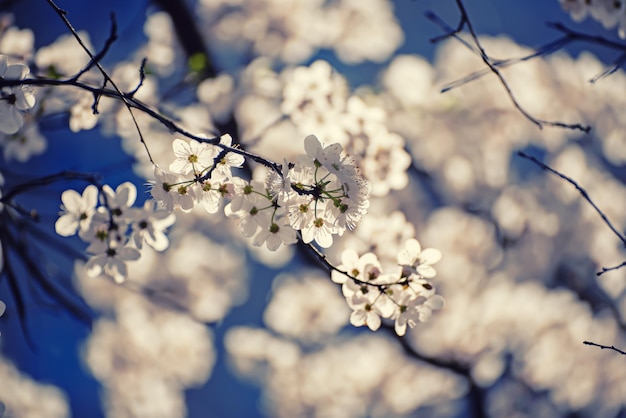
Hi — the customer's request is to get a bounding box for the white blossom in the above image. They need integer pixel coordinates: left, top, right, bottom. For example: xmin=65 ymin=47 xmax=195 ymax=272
xmin=0 ymin=55 xmax=35 ymax=135
xmin=55 ymin=185 xmax=99 ymax=237
xmin=85 ymin=241 xmax=141 ymax=283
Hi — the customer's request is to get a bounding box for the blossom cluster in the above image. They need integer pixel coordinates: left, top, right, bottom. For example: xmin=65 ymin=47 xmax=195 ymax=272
xmin=559 ymin=0 xmax=626 ymax=38
xmin=151 ymin=133 xmax=371 ymax=250
xmin=332 ymin=239 xmax=444 ymax=336
xmin=55 ymin=182 xmax=175 ymax=283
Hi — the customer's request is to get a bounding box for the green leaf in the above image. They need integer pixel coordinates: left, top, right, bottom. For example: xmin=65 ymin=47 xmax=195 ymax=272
xmin=188 ymin=53 xmax=207 ymax=74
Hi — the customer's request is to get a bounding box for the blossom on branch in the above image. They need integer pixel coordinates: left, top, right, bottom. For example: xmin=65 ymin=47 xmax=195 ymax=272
xmin=85 ymin=240 xmax=141 ymax=284
xmin=0 ymin=54 xmax=35 ymax=135
xmin=334 ymin=239 xmax=444 ymax=336
xmin=55 ymin=185 xmax=99 ymax=238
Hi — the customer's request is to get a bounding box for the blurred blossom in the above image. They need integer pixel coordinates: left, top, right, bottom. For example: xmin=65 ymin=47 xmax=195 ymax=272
xmin=559 ymin=0 xmax=626 ymax=38
xmin=196 ymin=0 xmax=402 ymax=64
xmin=142 ymin=12 xmax=180 ymax=77
xmin=0 ymin=122 xmax=46 ymax=162
xmin=35 ymin=31 xmax=94 ymax=76
xmin=0 ymin=26 xmax=34 ymax=62
xmin=84 ymin=297 xmax=215 ymax=418
xmin=197 ymin=73 xmax=235 ymax=123
xmin=226 ymin=329 xmax=465 ymax=417
xmin=0 ymin=356 xmax=69 ymax=418
xmin=264 ymin=274 xmax=349 ymax=343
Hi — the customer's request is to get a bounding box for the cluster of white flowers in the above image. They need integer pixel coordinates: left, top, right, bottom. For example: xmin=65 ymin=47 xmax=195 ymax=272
xmin=142 ymin=129 xmax=442 ymax=336
xmin=332 ymin=239 xmax=444 ymax=336
xmin=152 ymin=133 xmax=371 ymax=250
xmin=559 ymin=0 xmax=626 ymax=38
xmin=55 ymin=182 xmax=175 ymax=283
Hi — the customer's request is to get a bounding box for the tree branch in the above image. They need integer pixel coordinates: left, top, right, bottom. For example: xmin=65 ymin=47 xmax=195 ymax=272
xmin=426 ymin=0 xmax=590 ymax=133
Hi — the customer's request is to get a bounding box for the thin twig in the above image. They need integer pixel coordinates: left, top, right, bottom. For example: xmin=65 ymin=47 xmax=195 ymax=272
xmin=46 ymin=0 xmax=155 ymax=163
xmin=583 ymin=340 xmax=626 ymax=355
xmin=518 ymin=151 xmax=626 ymax=276
xmin=517 ymin=151 xmax=626 ymax=246
xmin=1 ymin=76 xmax=285 ymax=174
xmin=596 ymin=261 xmax=626 ymax=276
xmin=69 ymin=12 xmax=118 ymax=82
xmin=426 ymin=0 xmax=590 ymax=133
xmin=1 ymin=170 xmax=101 ymax=201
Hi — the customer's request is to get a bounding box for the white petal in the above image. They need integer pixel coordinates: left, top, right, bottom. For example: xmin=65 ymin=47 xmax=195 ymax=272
xmin=366 ymin=312 xmax=381 ymax=331
xmin=85 ymin=256 xmax=104 ymax=277
xmin=426 ymin=295 xmax=445 ymax=310
xmin=350 ymin=309 xmax=367 ymax=327
xmin=118 ymin=247 xmax=141 ymax=261
xmin=0 ymin=105 xmax=23 ymax=134
xmin=55 ymin=214 xmax=79 ymax=236
xmin=118 ymin=182 xmax=137 ymax=206
xmin=394 ymin=317 xmax=407 ymax=336
xmin=60 ymin=189 xmax=83 ymax=212
xmin=146 ymin=231 xmax=169 ymax=251
xmin=405 ymin=238 xmax=422 ymax=256
xmin=417 ymin=265 xmax=437 ymax=279
xmin=83 ymin=185 xmax=99 ymax=209
xmin=304 ymin=135 xmax=322 ymax=159
xmin=420 ymin=248 xmax=442 ymax=265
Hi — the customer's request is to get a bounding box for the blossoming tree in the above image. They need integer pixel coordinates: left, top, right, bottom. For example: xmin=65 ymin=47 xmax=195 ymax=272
xmin=1 ymin=0 xmax=626 ymax=417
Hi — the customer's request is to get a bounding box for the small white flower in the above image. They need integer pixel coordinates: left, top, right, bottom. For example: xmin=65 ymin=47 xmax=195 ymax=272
xmin=214 ymin=134 xmax=244 ymax=178
xmin=393 ymin=293 xmax=444 ymax=336
xmin=266 ymin=160 xmax=293 ymax=204
xmin=0 ymin=123 xmax=46 ymax=162
xmin=301 ymin=216 xmax=336 ymax=248
xmin=150 ymin=165 xmax=178 ymax=213
xmin=347 ymin=293 xmax=385 ymax=331
xmin=101 ymin=182 xmax=137 ymax=220
xmin=130 ymin=200 xmax=175 ymax=251
xmin=55 ymin=185 xmax=99 ymax=237
xmin=0 ymin=55 xmax=35 ymax=135
xmin=285 ymin=195 xmax=314 ymax=230
xmin=193 ymin=179 xmax=230 ymax=214
xmin=226 ymin=180 xmax=274 ymax=237
xmin=169 ymin=137 xmax=215 ymax=175
xmin=331 ymin=249 xmax=381 ymax=284
xmin=252 ymin=215 xmax=298 ymax=251
xmin=84 ymin=242 xmax=141 ymax=283
xmin=398 ymin=238 xmax=442 ymax=279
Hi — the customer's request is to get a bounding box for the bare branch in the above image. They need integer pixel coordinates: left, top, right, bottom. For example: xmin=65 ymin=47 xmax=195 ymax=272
xmin=46 ymin=0 xmax=155 ymax=163
xmin=518 ymin=151 xmax=626 ymax=276
xmin=426 ymin=0 xmax=591 ymax=133
xmin=583 ymin=340 xmax=626 ymax=355
xmin=69 ymin=12 xmax=118 ymax=82
xmin=596 ymin=261 xmax=626 ymax=277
